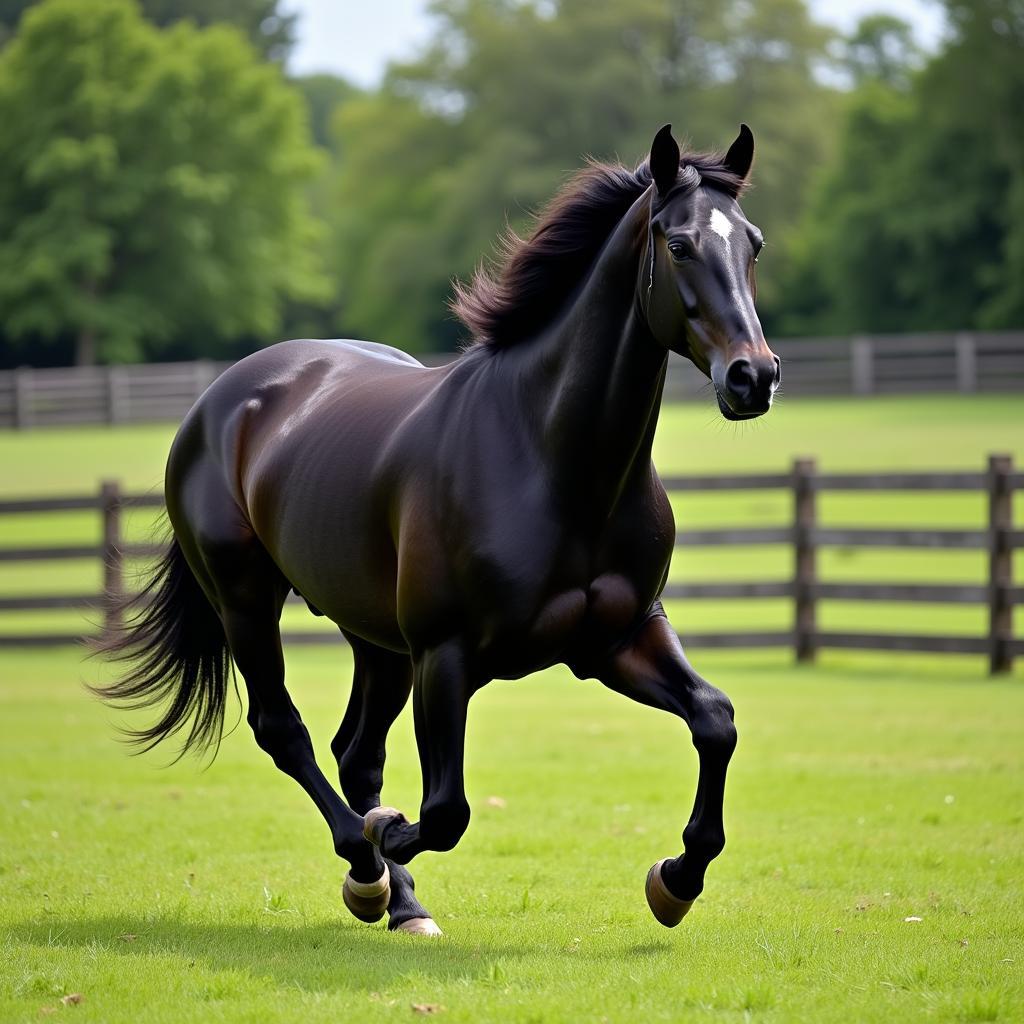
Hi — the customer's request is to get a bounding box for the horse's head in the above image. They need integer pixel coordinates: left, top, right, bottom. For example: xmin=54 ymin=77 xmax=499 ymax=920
xmin=641 ymin=124 xmax=780 ymax=420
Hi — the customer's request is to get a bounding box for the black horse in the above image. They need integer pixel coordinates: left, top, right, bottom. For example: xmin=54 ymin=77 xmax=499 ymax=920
xmin=98 ymin=124 xmax=779 ymax=935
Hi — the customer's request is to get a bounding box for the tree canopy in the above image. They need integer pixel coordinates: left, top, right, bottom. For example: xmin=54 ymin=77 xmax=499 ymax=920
xmin=0 ymin=0 xmax=1021 ymax=366
xmin=0 ymin=0 xmax=323 ymax=364
xmin=328 ymin=0 xmax=839 ymax=351
xmin=777 ymin=0 xmax=1024 ymax=335
xmin=0 ymin=0 xmax=296 ymax=59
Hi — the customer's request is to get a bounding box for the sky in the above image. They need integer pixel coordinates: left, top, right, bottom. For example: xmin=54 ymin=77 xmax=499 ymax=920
xmin=285 ymin=0 xmax=947 ymax=85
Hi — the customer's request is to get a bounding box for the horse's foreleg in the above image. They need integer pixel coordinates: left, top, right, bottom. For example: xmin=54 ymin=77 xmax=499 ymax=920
xmin=331 ymin=638 xmax=439 ymax=934
xmin=594 ymin=605 xmax=737 ymax=926
xmin=363 ymin=642 xmax=472 ymax=865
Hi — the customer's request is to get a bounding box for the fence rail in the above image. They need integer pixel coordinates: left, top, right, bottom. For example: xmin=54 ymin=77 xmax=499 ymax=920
xmin=0 ymin=456 xmax=1020 ymax=672
xmin=2 ymin=332 xmax=1024 ymax=429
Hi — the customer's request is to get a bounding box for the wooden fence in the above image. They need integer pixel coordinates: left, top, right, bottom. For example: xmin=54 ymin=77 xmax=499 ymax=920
xmin=2 ymin=332 xmax=1023 ymax=428
xmin=1 ymin=456 xmax=1020 ymax=672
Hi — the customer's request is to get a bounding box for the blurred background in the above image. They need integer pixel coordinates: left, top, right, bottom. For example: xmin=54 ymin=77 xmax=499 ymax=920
xmin=0 ymin=0 xmax=1020 ymax=660
xmin=0 ymin=14 xmax=1022 ymax=1015
xmin=0 ymin=0 xmax=1021 ymax=369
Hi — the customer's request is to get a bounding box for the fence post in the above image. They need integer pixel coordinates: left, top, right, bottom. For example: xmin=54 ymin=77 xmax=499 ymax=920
xmin=14 ymin=367 xmax=32 ymax=430
xmin=851 ymin=336 xmax=874 ymax=395
xmin=793 ymin=457 xmax=818 ymax=662
xmin=987 ymin=454 xmax=1013 ymax=674
xmin=193 ymin=359 xmax=216 ymax=401
xmin=955 ymin=332 xmax=977 ymax=393
xmin=101 ymin=480 xmax=123 ymax=637
xmin=107 ymin=365 xmax=128 ymax=424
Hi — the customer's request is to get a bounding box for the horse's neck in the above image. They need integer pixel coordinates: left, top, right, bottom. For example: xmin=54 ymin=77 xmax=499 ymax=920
xmin=508 ymin=189 xmax=667 ymax=512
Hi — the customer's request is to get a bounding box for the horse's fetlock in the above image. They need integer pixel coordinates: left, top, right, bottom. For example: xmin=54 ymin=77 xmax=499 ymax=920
xmin=684 ymin=823 xmax=726 ymax=862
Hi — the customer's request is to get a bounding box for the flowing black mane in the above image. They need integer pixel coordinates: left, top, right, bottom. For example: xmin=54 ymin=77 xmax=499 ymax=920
xmin=452 ymin=150 xmax=749 ymax=348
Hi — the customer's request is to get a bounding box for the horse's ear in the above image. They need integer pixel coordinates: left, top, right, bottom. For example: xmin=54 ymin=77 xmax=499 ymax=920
xmin=649 ymin=124 xmax=680 ymax=196
xmin=724 ymin=123 xmax=754 ymax=181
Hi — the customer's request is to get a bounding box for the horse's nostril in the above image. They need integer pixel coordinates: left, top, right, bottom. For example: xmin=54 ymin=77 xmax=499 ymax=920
xmin=772 ymin=355 xmax=782 ymax=386
xmin=725 ymin=359 xmax=756 ymax=400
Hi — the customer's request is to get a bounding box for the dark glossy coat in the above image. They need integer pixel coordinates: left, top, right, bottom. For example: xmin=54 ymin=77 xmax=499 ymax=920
xmin=98 ymin=125 xmax=779 ymax=931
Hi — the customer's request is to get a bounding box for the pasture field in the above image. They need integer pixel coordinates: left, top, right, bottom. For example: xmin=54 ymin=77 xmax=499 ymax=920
xmin=1 ymin=393 xmax=1023 ymax=1022
xmin=1 ymin=647 xmax=1022 ymax=1023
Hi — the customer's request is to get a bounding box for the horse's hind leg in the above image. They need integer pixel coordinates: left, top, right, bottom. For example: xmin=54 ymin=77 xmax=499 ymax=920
xmin=200 ymin=538 xmax=388 ymax=917
xmin=331 ymin=637 xmax=438 ymax=935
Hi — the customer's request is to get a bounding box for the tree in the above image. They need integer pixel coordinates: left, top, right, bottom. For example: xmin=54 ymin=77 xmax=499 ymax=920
xmin=0 ymin=0 xmax=325 ymax=364
xmin=774 ymin=81 xmax=919 ymax=335
xmin=904 ymin=0 xmax=1024 ymax=329
xmin=778 ymin=3 xmax=1024 ymax=334
xmin=293 ymin=74 xmax=360 ymax=151
xmin=142 ymin=0 xmax=296 ymax=62
xmin=0 ymin=0 xmax=296 ymax=60
xmin=328 ymin=0 xmax=840 ymax=351
xmin=840 ymin=14 xmax=922 ymax=88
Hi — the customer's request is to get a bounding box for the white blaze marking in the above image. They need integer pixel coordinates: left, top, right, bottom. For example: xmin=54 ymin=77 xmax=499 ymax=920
xmin=709 ymin=208 xmax=733 ymax=242
xmin=709 ymin=205 xmax=744 ymax=312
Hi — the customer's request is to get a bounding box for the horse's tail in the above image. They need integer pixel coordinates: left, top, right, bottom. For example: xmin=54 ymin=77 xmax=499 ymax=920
xmin=90 ymin=535 xmax=234 ymax=760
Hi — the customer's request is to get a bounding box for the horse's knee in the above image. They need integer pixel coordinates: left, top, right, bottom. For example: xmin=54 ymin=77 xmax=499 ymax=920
xmin=691 ymin=687 xmax=737 ymax=758
xmin=420 ymin=797 xmax=470 ymax=852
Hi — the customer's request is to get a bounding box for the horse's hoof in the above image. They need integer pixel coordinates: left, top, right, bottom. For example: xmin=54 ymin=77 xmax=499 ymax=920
xmin=343 ymin=863 xmax=391 ymax=923
xmin=645 ymin=859 xmax=695 ymax=928
xmin=394 ymin=917 xmax=443 ymax=937
xmin=363 ymin=805 xmax=405 ymax=847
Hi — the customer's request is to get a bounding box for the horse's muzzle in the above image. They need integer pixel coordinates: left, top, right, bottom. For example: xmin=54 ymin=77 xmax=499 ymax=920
xmin=717 ymin=354 xmax=780 ymax=419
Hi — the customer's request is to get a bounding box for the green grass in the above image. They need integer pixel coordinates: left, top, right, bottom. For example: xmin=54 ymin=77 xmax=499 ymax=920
xmin=1 ymin=394 xmax=1023 ymax=1020
xmin=3 ymin=394 xmax=1021 ymax=637
xmin=0 ymin=395 xmax=1021 ymax=491
xmin=1 ymin=646 xmax=1022 ymax=1022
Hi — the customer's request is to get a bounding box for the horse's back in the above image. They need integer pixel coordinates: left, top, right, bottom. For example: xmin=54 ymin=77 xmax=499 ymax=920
xmin=211 ymin=338 xmax=427 ymax=398
xmin=181 ymin=337 xmax=432 ymax=451
xmin=297 ymin=338 xmax=426 ymax=369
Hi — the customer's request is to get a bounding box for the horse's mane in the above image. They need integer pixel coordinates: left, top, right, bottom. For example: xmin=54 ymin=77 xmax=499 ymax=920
xmin=452 ymin=149 xmax=749 ymax=348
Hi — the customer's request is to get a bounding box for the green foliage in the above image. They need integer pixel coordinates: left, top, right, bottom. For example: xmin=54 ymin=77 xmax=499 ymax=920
xmin=0 ymin=0 xmax=325 ymax=364
xmin=2 ymin=0 xmax=1021 ymax=364
xmin=0 ymin=0 xmax=296 ymax=59
xmin=328 ymin=0 xmax=839 ymax=351
xmin=840 ymin=14 xmax=923 ymax=88
xmin=776 ymin=82 xmax=919 ymax=335
xmin=294 ymin=74 xmax=360 ymax=151
xmin=142 ymin=0 xmax=296 ymax=61
xmin=779 ymin=2 xmax=1024 ymax=335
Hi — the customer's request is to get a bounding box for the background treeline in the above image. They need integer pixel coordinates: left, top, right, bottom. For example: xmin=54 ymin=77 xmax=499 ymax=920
xmin=0 ymin=0 xmax=1020 ymax=366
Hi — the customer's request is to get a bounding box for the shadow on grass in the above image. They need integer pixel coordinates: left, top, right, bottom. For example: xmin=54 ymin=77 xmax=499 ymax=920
xmin=7 ymin=911 xmax=574 ymax=994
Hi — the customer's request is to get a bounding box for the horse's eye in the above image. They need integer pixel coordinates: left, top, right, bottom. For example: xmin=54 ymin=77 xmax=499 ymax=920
xmin=668 ymin=241 xmax=691 ymax=262
xmin=753 ymin=240 xmax=766 ymax=264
